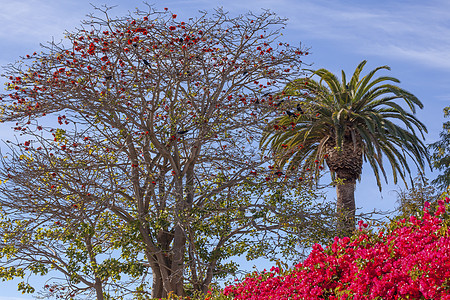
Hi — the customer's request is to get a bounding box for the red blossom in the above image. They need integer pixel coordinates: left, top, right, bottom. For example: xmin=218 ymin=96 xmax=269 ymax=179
xmin=87 ymin=43 xmax=95 ymax=55
xmin=224 ymin=198 xmax=450 ymax=299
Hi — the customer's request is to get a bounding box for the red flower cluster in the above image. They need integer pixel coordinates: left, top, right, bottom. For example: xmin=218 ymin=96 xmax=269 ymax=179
xmin=224 ymin=197 xmax=450 ymax=299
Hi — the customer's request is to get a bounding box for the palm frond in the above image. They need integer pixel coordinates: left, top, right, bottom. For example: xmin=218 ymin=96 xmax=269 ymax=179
xmin=261 ymin=60 xmax=429 ymax=191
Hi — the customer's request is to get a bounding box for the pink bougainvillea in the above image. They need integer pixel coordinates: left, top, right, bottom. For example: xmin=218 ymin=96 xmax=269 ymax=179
xmin=224 ymin=197 xmax=450 ymax=299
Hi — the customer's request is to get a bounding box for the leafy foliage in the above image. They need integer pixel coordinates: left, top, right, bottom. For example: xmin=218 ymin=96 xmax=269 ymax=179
xmin=261 ymin=60 xmax=429 ymax=189
xmin=429 ymin=106 xmax=450 ymax=191
xmin=0 ymin=203 xmax=148 ymax=299
xmin=395 ymin=174 xmax=440 ymax=217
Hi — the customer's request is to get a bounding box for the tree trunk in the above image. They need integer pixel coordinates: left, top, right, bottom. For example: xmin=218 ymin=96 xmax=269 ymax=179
xmin=170 ymin=224 xmax=186 ymax=297
xmin=94 ymin=278 xmax=104 ymax=300
xmin=335 ymin=179 xmax=356 ymax=237
xmin=324 ymin=134 xmax=362 ymax=237
xmin=84 ymin=236 xmax=105 ymax=300
xmin=151 ymin=263 xmax=166 ymax=298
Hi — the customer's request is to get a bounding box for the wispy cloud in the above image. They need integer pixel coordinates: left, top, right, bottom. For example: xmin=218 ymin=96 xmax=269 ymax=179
xmin=362 ymin=44 xmax=450 ymax=70
xmin=282 ymin=0 xmax=450 ymax=71
xmin=214 ymin=0 xmax=450 ymax=71
xmin=0 ymin=1 xmax=79 ymax=43
xmin=2 ymin=0 xmax=450 ymax=70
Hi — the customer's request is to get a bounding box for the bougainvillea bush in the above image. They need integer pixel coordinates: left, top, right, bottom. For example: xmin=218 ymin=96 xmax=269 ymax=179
xmin=223 ymin=197 xmax=450 ymax=300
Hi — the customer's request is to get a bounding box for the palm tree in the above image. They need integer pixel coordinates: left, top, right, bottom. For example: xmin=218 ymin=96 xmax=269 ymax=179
xmin=261 ymin=60 xmax=429 ymax=237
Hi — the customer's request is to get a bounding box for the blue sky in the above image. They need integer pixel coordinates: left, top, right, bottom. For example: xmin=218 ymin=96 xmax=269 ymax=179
xmin=1 ymin=0 xmax=449 ymax=298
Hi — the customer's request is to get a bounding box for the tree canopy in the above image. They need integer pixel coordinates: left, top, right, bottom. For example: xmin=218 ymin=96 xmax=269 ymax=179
xmin=0 ymin=5 xmax=334 ymax=298
xmin=261 ymin=61 xmax=429 ymax=236
xmin=429 ymin=106 xmax=450 ymax=191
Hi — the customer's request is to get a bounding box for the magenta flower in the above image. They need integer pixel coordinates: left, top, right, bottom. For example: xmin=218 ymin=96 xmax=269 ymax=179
xmin=224 ymin=198 xmax=450 ymax=299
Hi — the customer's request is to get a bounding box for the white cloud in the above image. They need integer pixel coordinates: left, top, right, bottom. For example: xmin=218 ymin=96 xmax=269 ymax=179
xmin=0 ymin=0 xmax=75 ymax=43
xmin=362 ymin=44 xmax=450 ymax=70
xmin=217 ymin=0 xmax=450 ymax=71
xmin=287 ymin=0 xmax=450 ymax=71
xmin=1 ymin=0 xmax=449 ymax=72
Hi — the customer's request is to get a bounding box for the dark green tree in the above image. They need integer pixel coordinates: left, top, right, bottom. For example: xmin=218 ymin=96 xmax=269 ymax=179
xmin=394 ymin=174 xmax=439 ymax=217
xmin=261 ymin=60 xmax=429 ymax=237
xmin=429 ymin=106 xmax=450 ymax=191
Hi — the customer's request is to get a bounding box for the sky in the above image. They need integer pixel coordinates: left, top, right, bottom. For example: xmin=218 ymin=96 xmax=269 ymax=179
xmin=0 ymin=0 xmax=449 ymax=298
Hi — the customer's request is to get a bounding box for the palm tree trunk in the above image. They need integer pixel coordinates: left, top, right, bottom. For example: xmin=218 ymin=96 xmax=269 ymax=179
xmin=335 ymin=180 xmax=356 ymax=237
